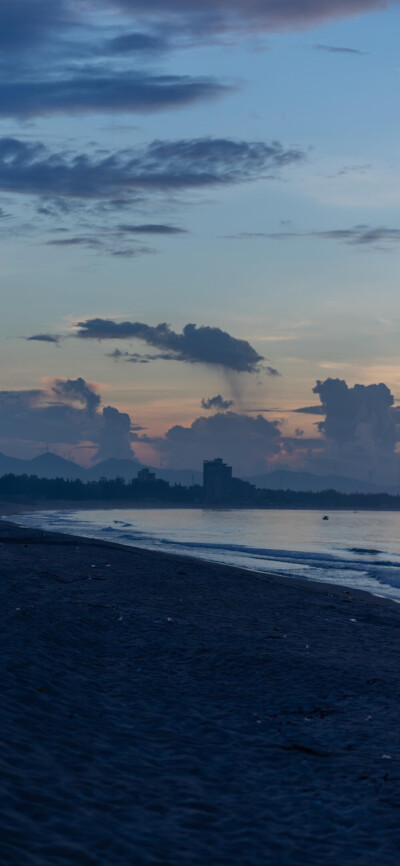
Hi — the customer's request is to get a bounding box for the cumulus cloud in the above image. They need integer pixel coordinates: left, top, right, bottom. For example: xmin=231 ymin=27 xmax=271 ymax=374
xmin=201 ymin=395 xmax=234 ymax=410
xmin=154 ymin=411 xmax=282 ymax=475
xmin=313 ymin=378 xmax=396 ymax=451
xmin=0 ymin=137 xmax=303 ymax=200
xmin=95 ymin=405 xmax=133 ymax=461
xmin=75 ymin=318 xmax=264 ymax=373
xmin=0 ymin=378 xmax=137 ymax=462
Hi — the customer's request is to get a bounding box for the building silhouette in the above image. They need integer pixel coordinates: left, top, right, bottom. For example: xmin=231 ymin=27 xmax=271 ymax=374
xmin=137 ymin=467 xmax=156 ymax=483
xmin=203 ymin=458 xmax=232 ymax=503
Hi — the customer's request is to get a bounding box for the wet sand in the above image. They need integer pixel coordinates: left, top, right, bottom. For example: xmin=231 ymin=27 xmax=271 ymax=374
xmin=1 ymin=518 xmax=400 ymax=865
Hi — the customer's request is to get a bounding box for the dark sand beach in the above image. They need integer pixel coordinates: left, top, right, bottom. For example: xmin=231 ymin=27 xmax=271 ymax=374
xmin=2 ymin=518 xmax=400 ymax=865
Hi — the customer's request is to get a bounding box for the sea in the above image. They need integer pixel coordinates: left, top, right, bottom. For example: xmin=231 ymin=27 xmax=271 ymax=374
xmin=10 ymin=506 xmax=400 ymax=602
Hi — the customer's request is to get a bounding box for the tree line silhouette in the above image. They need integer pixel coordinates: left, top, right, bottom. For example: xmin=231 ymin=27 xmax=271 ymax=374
xmin=1 ymin=472 xmax=400 ymax=509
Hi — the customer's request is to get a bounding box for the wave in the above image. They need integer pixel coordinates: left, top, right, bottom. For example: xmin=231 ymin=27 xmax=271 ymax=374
xmin=9 ymin=508 xmax=400 ymax=601
xmin=115 ymin=532 xmax=400 ymax=572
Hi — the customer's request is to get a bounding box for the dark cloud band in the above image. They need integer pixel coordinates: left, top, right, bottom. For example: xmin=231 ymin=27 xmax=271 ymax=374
xmin=110 ymin=0 xmax=393 ymax=33
xmin=0 ymin=71 xmax=229 ymax=118
xmin=75 ymin=318 xmax=264 ymax=373
xmin=0 ymin=136 xmax=303 ymax=200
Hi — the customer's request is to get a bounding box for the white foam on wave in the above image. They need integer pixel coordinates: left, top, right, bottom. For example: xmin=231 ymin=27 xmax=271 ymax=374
xmin=9 ymin=508 xmax=400 ymax=602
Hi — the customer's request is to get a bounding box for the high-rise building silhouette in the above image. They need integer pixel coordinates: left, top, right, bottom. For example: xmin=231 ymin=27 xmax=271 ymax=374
xmin=203 ymin=458 xmax=232 ymax=502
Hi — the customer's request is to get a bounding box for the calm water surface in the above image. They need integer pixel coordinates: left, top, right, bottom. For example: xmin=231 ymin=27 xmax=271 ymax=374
xmin=12 ymin=507 xmax=400 ymax=602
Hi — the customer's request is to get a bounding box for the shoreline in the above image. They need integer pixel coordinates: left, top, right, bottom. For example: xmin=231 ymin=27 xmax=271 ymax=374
xmin=2 ymin=519 xmax=400 ymax=863
xmin=8 ymin=503 xmax=400 ymax=607
xmin=4 ymin=496 xmax=400 ymax=512
xmin=4 ymin=515 xmax=395 ymax=610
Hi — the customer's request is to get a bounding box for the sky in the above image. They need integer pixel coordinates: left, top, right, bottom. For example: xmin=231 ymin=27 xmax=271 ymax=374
xmin=3 ymin=0 xmax=400 ymax=482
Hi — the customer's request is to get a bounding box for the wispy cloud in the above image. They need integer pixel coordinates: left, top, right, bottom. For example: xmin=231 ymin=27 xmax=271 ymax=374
xmin=0 ymin=136 xmax=303 ymax=254
xmin=314 ymin=43 xmax=368 ymax=55
xmin=26 ymin=333 xmax=63 ymax=344
xmin=0 ymin=70 xmax=230 ymax=119
xmin=227 ymin=226 xmax=400 ymax=250
xmin=110 ymin=0 xmax=393 ymax=35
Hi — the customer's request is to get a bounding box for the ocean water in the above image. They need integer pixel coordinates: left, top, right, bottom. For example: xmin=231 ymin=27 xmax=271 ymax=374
xmin=11 ymin=506 xmax=400 ymax=602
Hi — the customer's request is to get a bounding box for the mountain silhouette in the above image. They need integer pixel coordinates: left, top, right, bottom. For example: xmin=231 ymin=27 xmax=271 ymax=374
xmin=0 ymin=452 xmax=396 ymax=494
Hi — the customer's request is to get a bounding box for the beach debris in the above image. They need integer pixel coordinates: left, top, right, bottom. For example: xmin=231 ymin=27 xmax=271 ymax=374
xmin=322 ymin=515 xmax=329 ymax=521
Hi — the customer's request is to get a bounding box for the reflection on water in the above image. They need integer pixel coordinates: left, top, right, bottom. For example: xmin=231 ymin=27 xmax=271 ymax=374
xmin=11 ymin=507 xmax=400 ymax=602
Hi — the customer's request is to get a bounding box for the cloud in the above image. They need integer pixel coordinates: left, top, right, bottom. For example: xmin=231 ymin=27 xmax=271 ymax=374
xmin=294 ymin=404 xmax=325 ymax=415
xmin=45 ymin=234 xmax=154 ymax=257
xmin=111 ymin=0 xmax=393 ymax=35
xmin=313 ymin=378 xmax=396 ymax=452
xmin=26 ymin=333 xmax=62 ymax=344
xmin=47 ymin=237 xmax=102 ymax=248
xmin=0 ymin=136 xmax=302 ymax=255
xmin=52 ymin=377 xmax=101 ymax=415
xmin=230 ymin=226 xmax=400 ymax=250
xmin=0 ymin=378 xmax=137 ymax=461
xmin=95 ymin=405 xmax=133 ymax=461
xmin=117 ymin=223 xmax=187 ymax=234
xmin=107 ymin=349 xmax=152 ymax=363
xmin=0 ymin=0 xmax=72 ymax=52
xmin=0 ymin=137 xmax=303 ymax=200
xmin=103 ymin=31 xmax=170 ymax=55
xmin=201 ymin=394 xmax=234 ymax=410
xmin=75 ymin=318 xmax=264 ymax=373
xmin=154 ymin=411 xmax=282 ymax=474
xmin=0 ymin=0 xmax=391 ymax=58
xmin=314 ymin=44 xmax=368 ymax=55
xmin=0 ymin=70 xmax=230 ymax=119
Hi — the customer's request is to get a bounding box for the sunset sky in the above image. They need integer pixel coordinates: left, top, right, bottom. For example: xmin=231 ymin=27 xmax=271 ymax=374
xmin=2 ymin=0 xmax=400 ymax=481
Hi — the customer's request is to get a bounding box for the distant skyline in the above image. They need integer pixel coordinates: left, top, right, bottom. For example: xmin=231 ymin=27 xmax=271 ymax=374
xmin=3 ymin=0 xmax=400 ymax=483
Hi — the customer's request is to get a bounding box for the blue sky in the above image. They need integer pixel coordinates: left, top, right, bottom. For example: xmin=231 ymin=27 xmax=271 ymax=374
xmin=2 ymin=0 xmax=400 ymax=480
